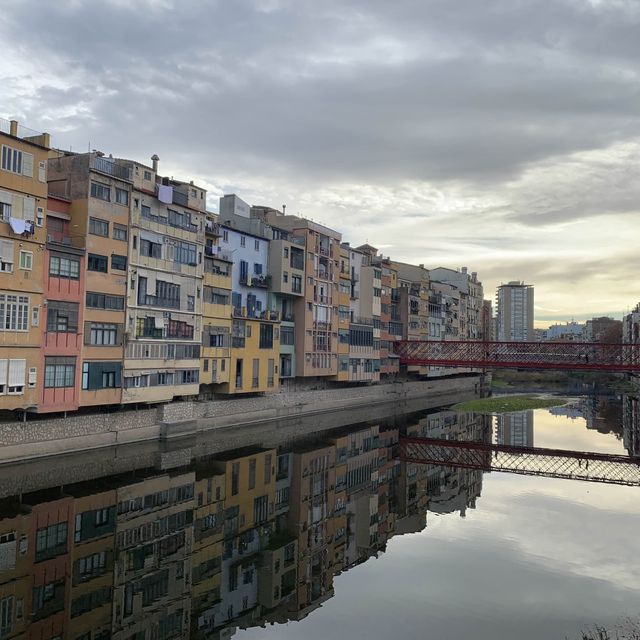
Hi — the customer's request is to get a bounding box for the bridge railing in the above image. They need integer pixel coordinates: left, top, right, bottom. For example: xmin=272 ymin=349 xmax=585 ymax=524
xmin=393 ymin=340 xmax=640 ymax=371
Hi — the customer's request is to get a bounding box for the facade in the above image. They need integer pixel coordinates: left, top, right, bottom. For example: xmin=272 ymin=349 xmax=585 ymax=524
xmin=584 ymin=316 xmax=621 ymax=342
xmin=373 ymin=254 xmax=400 ymax=378
xmin=0 ymin=119 xmax=50 ymax=413
xmin=117 ymin=158 xmax=206 ymax=403
xmin=40 ymin=192 xmax=86 ymax=412
xmin=496 ymin=281 xmax=534 ymax=342
xmin=48 ymin=151 xmax=131 ymax=407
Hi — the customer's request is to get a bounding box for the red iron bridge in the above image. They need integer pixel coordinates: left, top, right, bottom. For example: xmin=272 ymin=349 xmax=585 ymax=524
xmin=394 ymin=340 xmax=640 ymax=372
xmin=399 ymin=437 xmax=640 ymax=486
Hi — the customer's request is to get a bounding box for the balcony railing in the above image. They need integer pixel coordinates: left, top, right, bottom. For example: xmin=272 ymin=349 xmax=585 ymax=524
xmin=351 ymin=316 xmax=374 ymax=326
xmin=232 ymin=307 xmax=280 ymax=322
xmin=290 ymin=257 xmax=304 ymax=271
xmin=91 ymin=156 xmax=131 ymax=181
xmin=317 ymin=245 xmax=330 ymax=257
xmin=138 ymin=295 xmax=181 ymax=310
xmin=48 ymin=180 xmax=70 ymax=200
xmin=241 ymin=273 xmax=271 ymax=288
xmin=314 ymin=294 xmax=329 ymax=304
xmin=282 ymin=313 xmax=294 ymax=322
xmin=205 ymin=221 xmax=222 ymax=236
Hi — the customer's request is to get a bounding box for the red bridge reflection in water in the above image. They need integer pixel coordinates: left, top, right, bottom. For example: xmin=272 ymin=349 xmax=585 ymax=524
xmin=399 ymin=437 xmax=640 ymax=486
xmin=394 ymin=340 xmax=640 ymax=372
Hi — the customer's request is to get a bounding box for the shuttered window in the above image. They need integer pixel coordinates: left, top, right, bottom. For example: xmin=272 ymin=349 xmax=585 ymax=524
xmin=7 ymin=359 xmax=25 ymax=394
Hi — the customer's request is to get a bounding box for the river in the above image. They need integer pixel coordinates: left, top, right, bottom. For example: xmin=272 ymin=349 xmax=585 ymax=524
xmin=0 ymin=392 xmax=637 ymax=640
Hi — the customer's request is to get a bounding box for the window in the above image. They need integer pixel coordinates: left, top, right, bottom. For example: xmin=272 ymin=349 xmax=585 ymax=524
xmin=1 ymin=145 xmax=31 ymax=175
xmin=81 ymin=362 xmax=122 ymax=390
xmin=90 ymin=182 xmax=110 ymax=201
xmin=0 ymin=201 xmax=10 ymax=221
xmin=231 ymin=462 xmax=240 ymax=496
xmin=0 ymin=595 xmax=13 ymax=637
xmin=140 ymin=238 xmax=161 ymax=258
xmin=88 ymin=254 xmax=108 ymax=273
xmin=113 ymin=223 xmax=128 ymax=241
xmin=86 ymin=292 xmax=125 ymax=310
xmin=283 ymin=271 xmax=288 ymax=283
xmin=281 ymin=326 xmax=294 ymax=345
xmin=36 ymin=206 xmax=44 ymax=227
xmin=144 ymin=170 xmax=152 ymax=180
xmin=248 ymin=459 xmax=256 ymax=490
xmin=253 ymin=495 xmax=268 ymax=525
xmin=89 ymin=218 xmax=109 ymax=237
xmin=0 ymin=239 xmax=13 ymax=273
xmin=209 ymin=333 xmax=224 ymax=347
xmin=292 ymin=275 xmax=302 ymax=294
xmin=115 ymin=187 xmax=128 ymax=205
xmin=89 ymin=323 xmax=118 ymax=345
xmin=44 ymin=358 xmax=75 ymax=388
xmin=47 ymin=301 xmax=79 ymax=333
xmin=259 ymin=323 xmax=273 ymax=349
xmin=0 ymin=294 xmax=29 ymax=331
xmin=19 ymin=251 xmax=32 ymax=270
xmin=111 ymin=254 xmax=127 ymax=271
xmin=35 ymin=522 xmax=68 ymax=561
xmin=240 ymin=236 xmax=246 ymax=247
xmin=180 ymin=370 xmax=199 ymax=384
xmin=254 ymin=239 xmax=259 ymax=251
xmin=223 ymin=229 xmax=229 ymax=242
xmin=49 ymin=255 xmax=80 ymax=279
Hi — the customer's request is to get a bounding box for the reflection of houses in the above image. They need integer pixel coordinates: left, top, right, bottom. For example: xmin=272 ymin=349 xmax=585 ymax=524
xmin=112 ymin=471 xmax=194 ymax=640
xmin=496 ymin=411 xmax=534 ymax=447
xmin=623 ymin=395 xmax=640 ymax=457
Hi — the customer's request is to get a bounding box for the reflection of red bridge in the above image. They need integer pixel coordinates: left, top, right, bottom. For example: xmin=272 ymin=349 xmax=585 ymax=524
xmin=399 ymin=437 xmax=640 ymax=486
xmin=394 ymin=340 xmax=640 ymax=372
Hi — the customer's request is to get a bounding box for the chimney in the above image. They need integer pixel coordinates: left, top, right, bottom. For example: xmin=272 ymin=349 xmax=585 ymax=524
xmin=461 ymin=266 xmax=468 ymax=274
xmin=282 ymin=204 xmax=286 ymax=215
xmin=9 ymin=120 xmax=18 ymax=137
xmin=151 ymin=154 xmax=159 ymax=173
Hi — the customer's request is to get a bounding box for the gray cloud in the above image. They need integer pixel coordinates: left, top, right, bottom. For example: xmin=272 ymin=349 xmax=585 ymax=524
xmin=2 ymin=0 xmax=640 ymax=321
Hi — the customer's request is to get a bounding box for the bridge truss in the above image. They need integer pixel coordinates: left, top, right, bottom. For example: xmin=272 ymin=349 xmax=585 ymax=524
xmin=399 ymin=437 xmax=640 ymax=486
xmin=394 ymin=340 xmax=640 ymax=372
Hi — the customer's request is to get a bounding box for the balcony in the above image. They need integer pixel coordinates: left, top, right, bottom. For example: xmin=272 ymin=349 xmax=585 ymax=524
xmin=314 ymin=294 xmax=329 ymax=304
xmin=241 ymin=273 xmax=271 ymax=288
xmin=46 ymin=230 xmax=73 ymax=246
xmin=48 ymin=180 xmax=70 ymax=200
xmin=91 ymin=156 xmax=131 ymax=181
xmin=204 ymin=245 xmax=233 ymax=262
xmin=138 ymin=294 xmax=181 ymax=310
xmin=317 ymin=245 xmax=330 ymax=257
xmin=205 ymin=220 xmax=222 ymax=236
xmin=232 ymin=307 xmax=280 ymax=322
xmin=351 ymin=316 xmax=374 ymax=326
xmin=282 ymin=313 xmax=294 ymax=322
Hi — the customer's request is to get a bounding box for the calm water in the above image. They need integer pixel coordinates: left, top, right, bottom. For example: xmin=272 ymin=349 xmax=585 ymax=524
xmin=0 ymin=394 xmax=638 ymax=640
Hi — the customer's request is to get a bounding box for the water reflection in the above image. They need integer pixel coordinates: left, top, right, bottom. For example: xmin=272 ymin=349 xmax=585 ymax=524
xmin=0 ymin=396 xmax=637 ymax=640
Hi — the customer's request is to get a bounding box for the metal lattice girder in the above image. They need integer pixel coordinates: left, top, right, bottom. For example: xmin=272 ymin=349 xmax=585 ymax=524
xmin=393 ymin=340 xmax=640 ymax=372
xmin=399 ymin=437 xmax=640 ymax=486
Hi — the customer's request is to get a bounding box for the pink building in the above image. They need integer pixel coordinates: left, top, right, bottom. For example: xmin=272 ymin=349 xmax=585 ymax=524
xmin=39 ymin=194 xmax=86 ymax=413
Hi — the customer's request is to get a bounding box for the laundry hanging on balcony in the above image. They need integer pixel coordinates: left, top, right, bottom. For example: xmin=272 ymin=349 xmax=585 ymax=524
xmin=157 ymin=184 xmax=173 ymax=204
xmin=9 ymin=217 xmax=27 ymax=235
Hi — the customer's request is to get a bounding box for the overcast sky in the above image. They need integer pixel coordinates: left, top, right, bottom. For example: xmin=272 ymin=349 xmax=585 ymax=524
xmin=3 ymin=0 xmax=640 ymax=326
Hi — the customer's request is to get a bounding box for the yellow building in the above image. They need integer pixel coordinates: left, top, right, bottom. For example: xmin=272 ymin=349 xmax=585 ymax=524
xmin=201 ymin=212 xmax=233 ymax=391
xmin=47 ymin=151 xmax=131 ymax=407
xmin=191 ymin=464 xmax=226 ymax=626
xmin=0 ymin=119 xmax=50 ymax=413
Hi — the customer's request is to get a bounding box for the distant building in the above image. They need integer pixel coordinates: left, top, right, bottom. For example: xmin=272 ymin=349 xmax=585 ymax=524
xmin=546 ymin=321 xmax=584 ymax=341
xmin=496 ymin=411 xmax=534 ymax=447
xmin=495 ymin=281 xmax=534 ymax=341
xmin=584 ymin=316 xmax=620 ymax=342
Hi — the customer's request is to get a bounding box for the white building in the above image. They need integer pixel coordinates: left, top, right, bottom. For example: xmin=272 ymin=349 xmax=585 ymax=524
xmin=496 ymin=281 xmax=534 ymax=341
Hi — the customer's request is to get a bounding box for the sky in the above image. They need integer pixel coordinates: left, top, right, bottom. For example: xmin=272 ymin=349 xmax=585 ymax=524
xmin=2 ymin=0 xmax=640 ymax=327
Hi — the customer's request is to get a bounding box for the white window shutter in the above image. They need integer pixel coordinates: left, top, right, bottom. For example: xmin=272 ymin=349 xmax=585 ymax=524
xmin=23 ymin=197 xmax=35 ymax=220
xmin=22 ymin=153 xmax=33 ymax=178
xmin=0 ymin=360 xmax=7 ymax=386
xmin=11 ymin=194 xmax=24 ymax=219
xmin=0 ymin=191 xmax=11 ymax=205
xmin=31 ymin=306 xmax=39 ymax=326
xmin=0 ymin=240 xmax=13 ymax=261
xmin=8 ymin=360 xmax=26 ymax=387
xmin=38 ymin=161 xmax=46 ymax=183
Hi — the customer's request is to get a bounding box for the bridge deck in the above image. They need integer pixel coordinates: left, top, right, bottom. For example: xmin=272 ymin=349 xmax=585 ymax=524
xmin=394 ymin=340 xmax=640 ymax=372
xmin=400 ymin=437 xmax=640 ymax=486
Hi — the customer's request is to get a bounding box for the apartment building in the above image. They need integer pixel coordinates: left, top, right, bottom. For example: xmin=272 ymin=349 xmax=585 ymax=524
xmin=335 ymin=244 xmax=351 ymax=381
xmin=430 ymin=267 xmax=484 ymax=340
xmin=201 ymin=212 xmax=233 ymax=392
xmin=48 ymin=151 xmax=131 ymax=407
xmin=393 ymin=261 xmax=430 ymax=376
xmin=373 ymin=254 xmax=400 ymax=378
xmin=40 ymin=191 xmax=86 ymax=412
xmin=252 ymin=207 xmax=341 ymax=380
xmin=496 ymin=281 xmax=534 ymax=341
xmin=116 ymin=157 xmax=205 ymax=403
xmin=0 ymin=119 xmax=50 ymax=413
